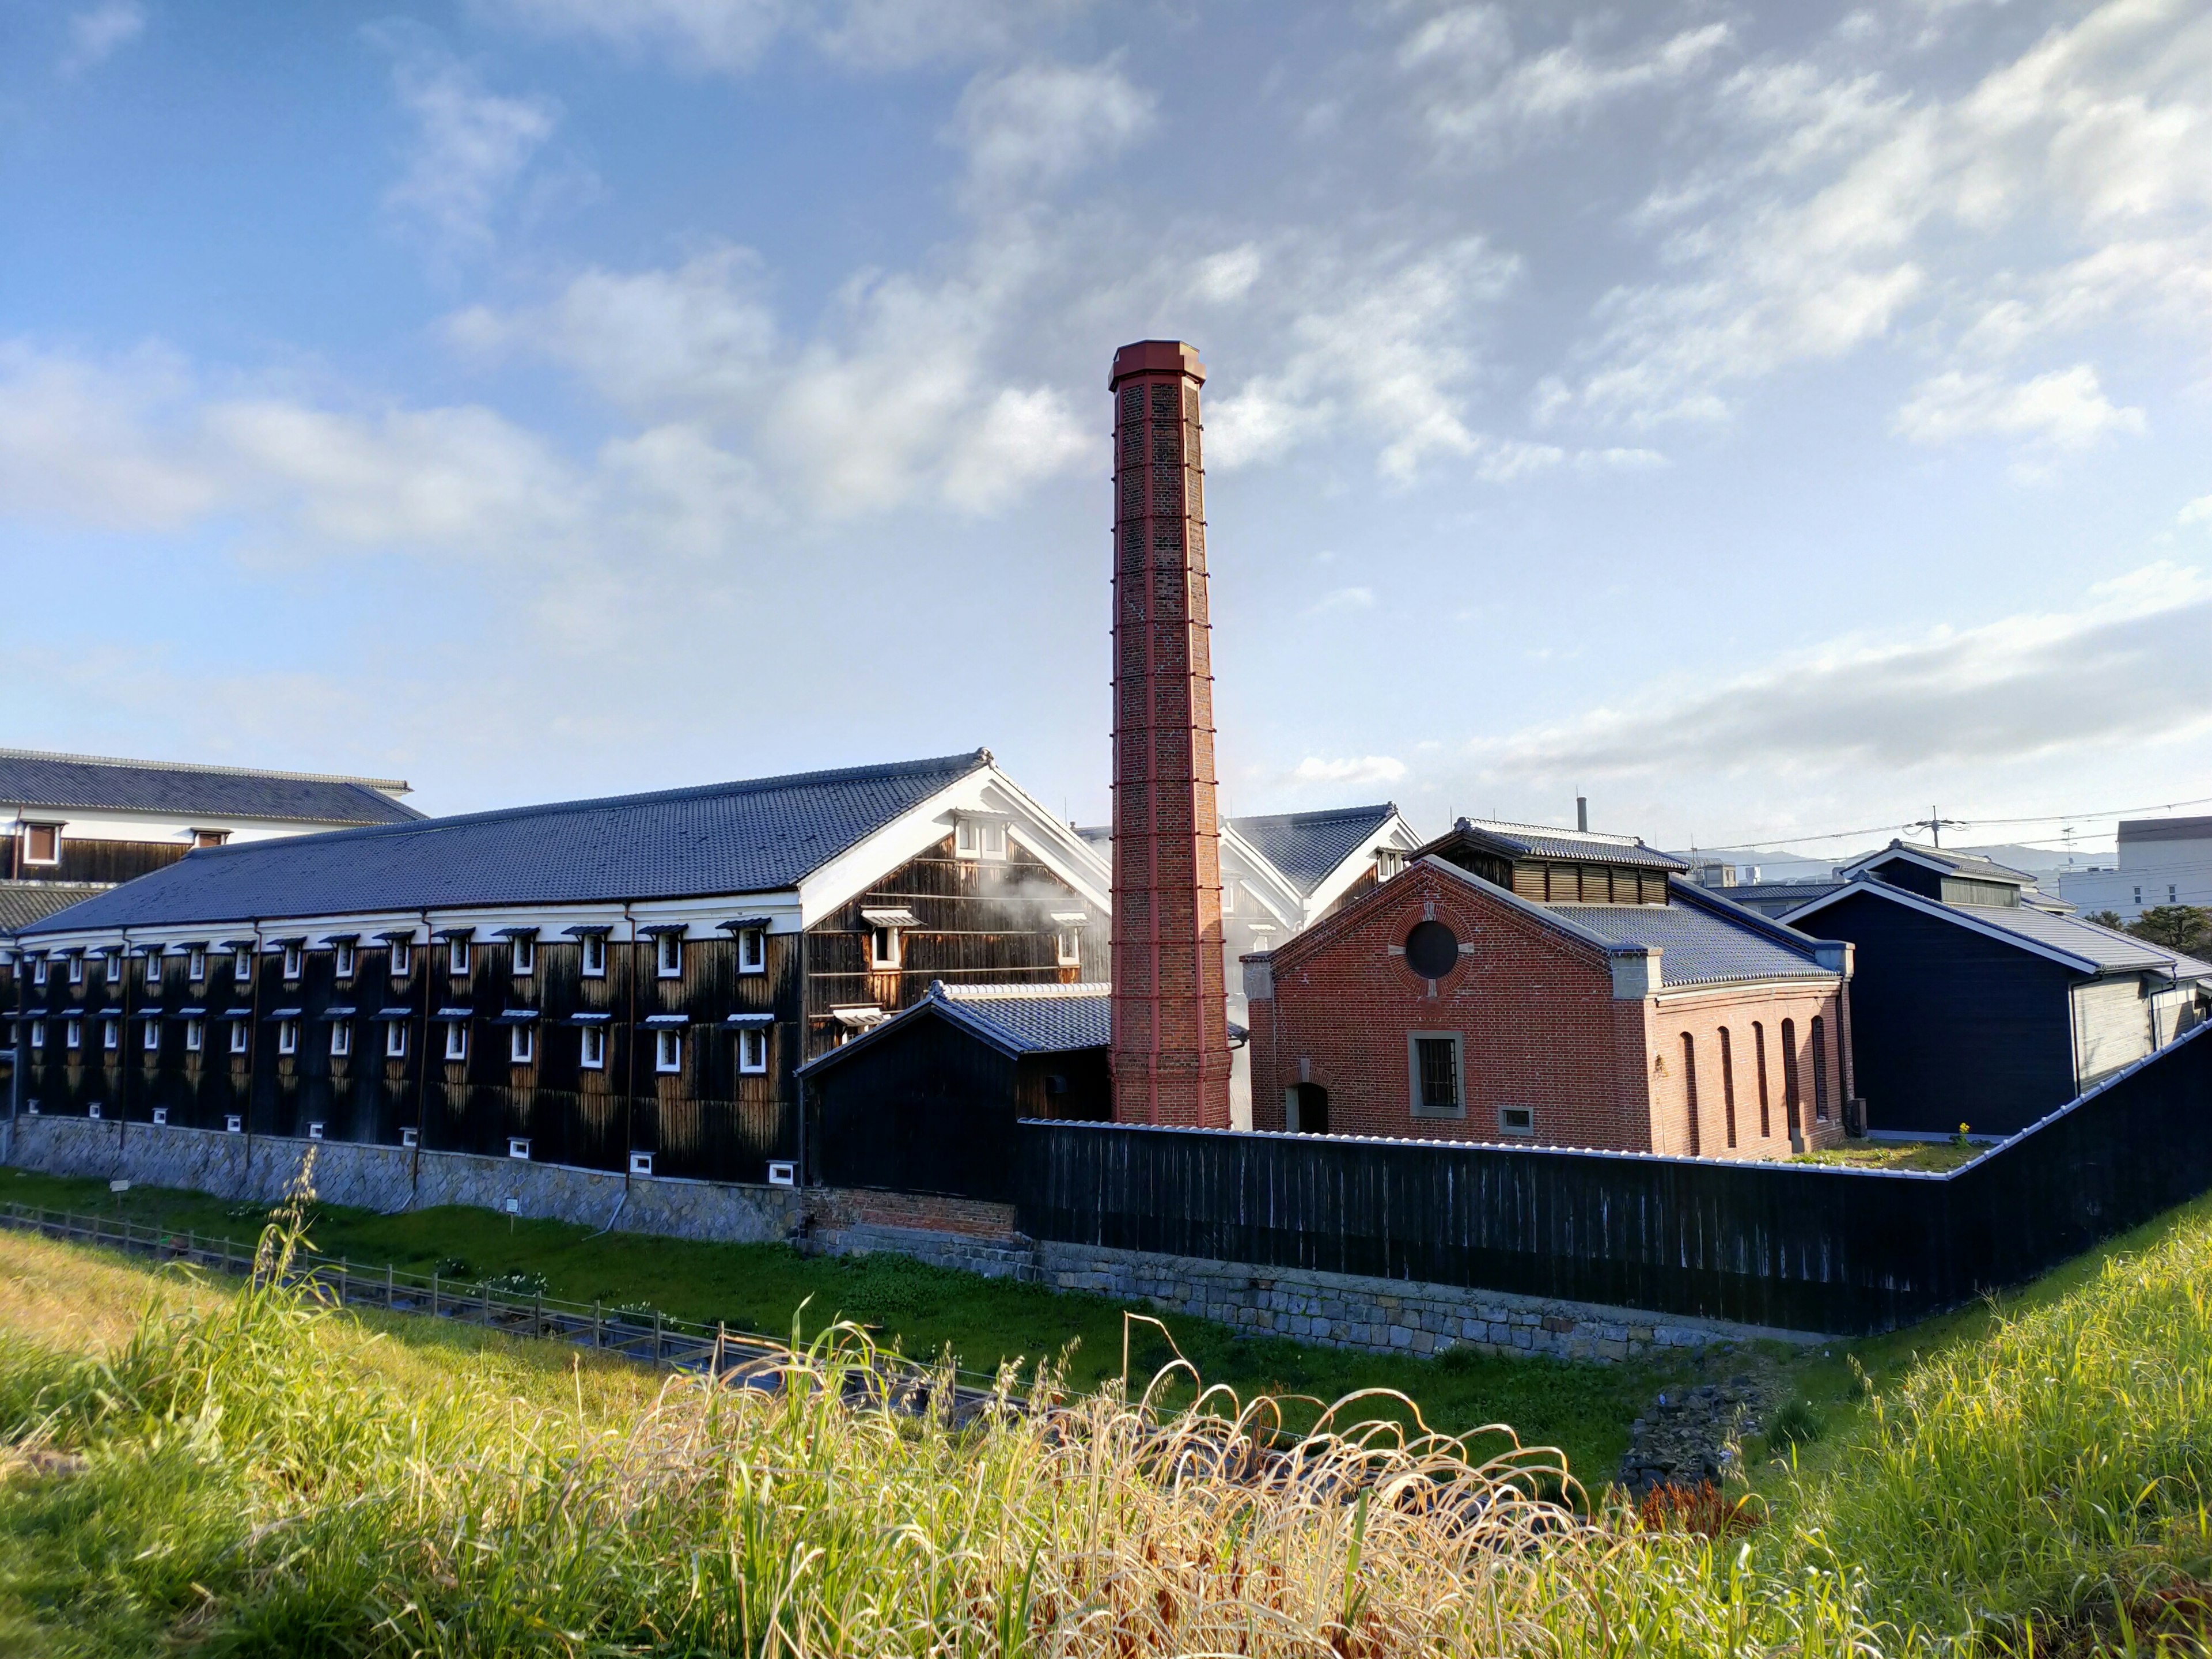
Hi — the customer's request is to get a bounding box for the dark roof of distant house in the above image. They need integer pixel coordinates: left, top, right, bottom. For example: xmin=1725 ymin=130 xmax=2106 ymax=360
xmin=16 ymin=751 xmax=994 ymax=935
xmin=798 ymin=979 xmax=1109 ymax=1073
xmin=1844 ymin=839 xmax=2036 ymax=887
xmin=1547 ymin=880 xmax=1838 ymax=988
xmin=1421 ymin=817 xmax=1691 ymax=873
xmin=0 ymin=747 xmax=421 ymax=827
xmin=2120 ymin=815 xmax=2212 ymax=845
xmin=1229 ymin=804 xmax=1402 ymax=895
xmin=0 ymin=884 xmax=108 ymax=935
xmin=1785 ymin=877 xmax=2212 ymax=979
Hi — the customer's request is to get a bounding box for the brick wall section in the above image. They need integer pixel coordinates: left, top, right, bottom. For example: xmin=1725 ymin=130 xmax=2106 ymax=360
xmin=1248 ymin=863 xmax=1844 ymax=1157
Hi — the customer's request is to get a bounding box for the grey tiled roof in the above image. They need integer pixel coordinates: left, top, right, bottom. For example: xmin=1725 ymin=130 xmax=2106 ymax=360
xmin=938 ymin=982 xmax=1111 ymax=1053
xmin=0 ymin=884 xmax=108 ymax=934
xmin=1434 ymin=817 xmax=1690 ymax=872
xmin=0 ymin=748 xmax=420 ymax=826
xmin=1847 ymin=839 xmax=2033 ymax=885
xmin=17 ymin=751 xmax=993 ymax=935
xmin=1229 ymin=804 xmax=1401 ymax=895
xmin=1548 ymin=884 xmax=1836 ymax=988
xmin=1951 ymin=897 xmax=2211 ymax=976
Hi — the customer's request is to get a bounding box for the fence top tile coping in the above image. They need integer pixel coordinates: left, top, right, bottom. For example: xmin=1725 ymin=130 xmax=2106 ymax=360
xmin=1020 ymin=1019 xmax=2210 ymax=1187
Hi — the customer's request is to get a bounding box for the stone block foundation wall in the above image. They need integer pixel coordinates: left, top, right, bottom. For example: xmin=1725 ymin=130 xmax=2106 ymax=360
xmin=5 ymin=1115 xmax=1820 ymax=1362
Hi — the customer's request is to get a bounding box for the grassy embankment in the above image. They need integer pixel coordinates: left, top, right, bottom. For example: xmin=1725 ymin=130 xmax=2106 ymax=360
xmin=0 ymin=1166 xmax=1675 ymax=1478
xmin=9 ymin=1178 xmax=2212 ymax=1650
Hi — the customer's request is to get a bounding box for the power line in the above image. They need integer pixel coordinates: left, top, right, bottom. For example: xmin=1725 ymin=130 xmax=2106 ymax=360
xmin=1699 ymin=792 xmax=2212 ymax=854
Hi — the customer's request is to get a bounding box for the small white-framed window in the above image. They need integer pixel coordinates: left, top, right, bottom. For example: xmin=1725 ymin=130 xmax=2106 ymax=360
xmin=233 ymin=946 xmax=252 ymax=980
xmin=185 ymin=1018 xmax=204 ymax=1054
xmin=2134 ymin=886 xmax=2143 ymax=906
xmin=282 ymin=944 xmax=304 ymax=981
xmin=308 ymin=1122 xmax=325 ymax=1141
xmin=32 ymin=956 xmax=47 ymax=986
xmin=509 ymin=1023 xmax=534 ymax=1064
xmin=141 ymin=950 xmax=159 ymax=989
xmin=102 ymin=1018 xmax=119 ymax=1051
xmin=869 ymin=926 xmax=902 ymax=969
xmin=229 ymin=1020 xmax=249 ymax=1055
xmin=581 ymin=933 xmax=608 ymax=976
xmin=628 ymin=1150 xmax=654 ymax=1177
xmin=444 ymin=1021 xmax=468 ymax=1062
xmin=953 ymin=816 xmax=1009 ymax=859
xmin=1375 ymin=848 xmax=1406 ymax=881
xmin=389 ymin=939 xmax=413 ymax=976
xmin=108 ymin=950 xmax=126 ymax=984
xmin=192 ymin=828 xmax=229 ymax=849
xmin=334 ymin=941 xmax=356 ymax=979
xmin=655 ymin=1029 xmax=682 ymax=1073
xmin=68 ymin=954 xmax=84 ymax=986
xmin=65 ymin=1018 xmax=81 ymax=1051
xmin=188 ymin=946 xmax=207 ymax=982
xmin=331 ymin=1021 xmax=351 ymax=1059
xmin=656 ymin=933 xmax=683 ymax=978
xmin=142 ymin=1016 xmax=160 ymax=1053
xmin=580 ymin=1025 xmax=607 ymax=1069
xmin=276 ymin=1019 xmax=299 ymax=1056
xmin=448 ymin=937 xmax=471 ymax=976
xmin=512 ymin=935 xmax=536 ymax=976
xmin=736 ymin=927 xmax=765 ymax=974
xmin=151 ymin=1105 xmax=168 ymax=1126
xmin=28 ymin=1019 xmax=45 ymax=1050
xmin=22 ymin=823 xmax=61 ymax=865
xmin=1055 ymin=927 xmax=1082 ymax=968
xmin=386 ymin=1021 xmax=407 ymax=1059
xmin=738 ymin=1028 xmax=768 ymax=1074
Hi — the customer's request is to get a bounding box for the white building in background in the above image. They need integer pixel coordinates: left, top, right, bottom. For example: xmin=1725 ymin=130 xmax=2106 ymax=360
xmin=2059 ymin=816 xmax=2212 ymax=921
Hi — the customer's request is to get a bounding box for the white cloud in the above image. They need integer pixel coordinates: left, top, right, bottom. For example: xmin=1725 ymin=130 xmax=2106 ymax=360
xmin=1406 ymin=11 xmax=1733 ymax=158
xmin=375 ymin=29 xmax=560 ymax=259
xmin=60 ymin=1 xmax=145 ymax=74
xmin=1305 ymin=586 xmax=1375 ymax=616
xmin=480 ymin=0 xmax=1087 ymax=74
xmin=941 ymin=385 xmax=1090 ymax=511
xmin=1294 ymin=755 xmax=1408 ymax=787
xmin=1894 ymin=363 xmax=2146 ymax=451
xmin=1560 ymin=0 xmax=2212 ymax=436
xmin=948 ymin=59 xmax=1155 ymax=201
xmin=2180 ymin=494 xmax=2212 ymax=528
xmin=1473 ymin=563 xmax=2212 ymax=782
xmin=0 ymin=343 xmax=217 ymax=529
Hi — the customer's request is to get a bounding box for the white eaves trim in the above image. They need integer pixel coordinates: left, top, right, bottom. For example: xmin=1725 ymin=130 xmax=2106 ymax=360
xmin=796 ymin=761 xmax=1111 ymax=927
xmin=1301 ymin=808 xmax=1426 ymax=923
xmin=1781 ymin=877 xmax=2102 ymax=974
xmin=1218 ymin=824 xmax=1304 ymax=929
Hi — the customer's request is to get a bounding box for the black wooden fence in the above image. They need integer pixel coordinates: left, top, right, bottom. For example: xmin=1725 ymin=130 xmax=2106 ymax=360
xmin=1014 ymin=1021 xmax=2212 ymax=1335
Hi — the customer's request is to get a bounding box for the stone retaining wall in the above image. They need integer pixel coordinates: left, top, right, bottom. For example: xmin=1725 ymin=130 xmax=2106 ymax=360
xmin=5 ymin=1115 xmax=1820 ymax=1361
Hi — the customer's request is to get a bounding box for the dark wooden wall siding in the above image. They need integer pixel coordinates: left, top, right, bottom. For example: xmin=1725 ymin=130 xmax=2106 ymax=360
xmin=1503 ymin=862 xmax=1665 ymax=905
xmin=1019 ymin=1023 xmax=2212 ymax=1335
xmin=812 ymin=1014 xmax=1023 ymax=1198
xmin=4 ymin=839 xmax=188 ymax=886
xmin=1805 ymin=891 xmax=2078 ymax=1136
xmin=1014 ymin=1048 xmax=1113 ymax=1121
xmin=803 ymin=836 xmax=1103 ymax=1060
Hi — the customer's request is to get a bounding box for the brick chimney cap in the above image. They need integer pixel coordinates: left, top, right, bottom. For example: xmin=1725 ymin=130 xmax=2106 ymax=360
xmin=1109 ymin=339 xmax=1205 ymax=387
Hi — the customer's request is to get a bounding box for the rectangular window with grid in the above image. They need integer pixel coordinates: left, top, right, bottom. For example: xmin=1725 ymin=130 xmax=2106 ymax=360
xmin=582 ymin=933 xmax=607 ymax=976
xmin=580 ymin=1025 xmax=606 ymax=1069
xmin=389 ymin=940 xmax=412 ymax=976
xmin=736 ymin=927 xmax=764 ymax=974
xmin=387 ymin=1021 xmax=407 ymax=1059
xmin=655 ymin=1029 xmax=681 ymax=1073
xmin=230 ymin=1020 xmax=249 ymax=1055
xmin=656 ymin=933 xmax=683 ymax=978
xmin=738 ymin=1028 xmax=768 ymax=1074
xmin=509 ymin=1024 xmax=533 ymax=1064
xmin=1408 ymin=1033 xmax=1463 ymax=1116
xmin=444 ymin=1021 xmax=468 ymax=1062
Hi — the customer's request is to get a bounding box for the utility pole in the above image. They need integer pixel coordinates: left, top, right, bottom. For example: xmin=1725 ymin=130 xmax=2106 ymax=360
xmin=1909 ymin=806 xmax=1965 ymax=848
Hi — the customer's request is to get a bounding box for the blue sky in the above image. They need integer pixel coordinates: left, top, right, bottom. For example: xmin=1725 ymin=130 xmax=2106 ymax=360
xmin=3 ymin=0 xmax=2209 ymax=861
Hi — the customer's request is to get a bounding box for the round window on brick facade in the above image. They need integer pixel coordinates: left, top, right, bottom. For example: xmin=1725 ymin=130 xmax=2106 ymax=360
xmin=1403 ymin=919 xmax=1460 ymax=979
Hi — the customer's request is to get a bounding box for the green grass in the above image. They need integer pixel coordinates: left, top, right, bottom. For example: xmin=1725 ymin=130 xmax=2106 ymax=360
xmin=1792 ymin=1138 xmax=1983 ymax=1173
xmin=0 ymin=1168 xmax=1667 ymax=1480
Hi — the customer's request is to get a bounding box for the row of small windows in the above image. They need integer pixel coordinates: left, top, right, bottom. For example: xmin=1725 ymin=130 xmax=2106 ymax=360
xmin=13 ymin=823 xmax=229 ymax=865
xmin=22 ymin=927 xmax=767 ymax=988
xmin=1676 ymin=1017 xmax=1831 ymax=1152
xmin=24 ymin=1016 xmax=769 ymax=1074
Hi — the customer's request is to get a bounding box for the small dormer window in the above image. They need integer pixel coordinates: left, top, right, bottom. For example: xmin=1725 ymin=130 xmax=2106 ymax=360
xmin=580 ymin=1025 xmax=607 ymax=1069
xmin=389 ymin=939 xmax=412 ymax=976
xmin=233 ymin=946 xmax=252 ymax=979
xmin=656 ymin=933 xmax=683 ymax=978
xmin=277 ymin=1019 xmax=299 ymax=1056
xmin=230 ymin=1020 xmax=249 ymax=1055
xmin=1376 ymin=848 xmax=1406 ymax=881
xmin=143 ymin=1016 xmax=161 ymax=1052
xmin=331 ymin=1021 xmax=351 ymax=1059
xmin=109 ymin=950 xmax=127 ymax=984
xmin=192 ymin=829 xmax=229 ymax=849
xmin=1056 ymin=928 xmax=1082 ymax=968
xmin=142 ymin=950 xmax=159 ymax=989
xmin=65 ymin=1018 xmax=81 ymax=1050
xmin=736 ymin=927 xmax=765 ymax=975
xmin=655 ymin=1029 xmax=682 ymax=1072
xmin=953 ymin=816 xmax=1008 ymax=859
xmin=102 ymin=1018 xmax=118 ymax=1051
xmin=869 ymin=926 xmax=902 ymax=969
xmin=737 ymin=1028 xmax=768 ymax=1074
xmin=581 ymin=933 xmax=607 ymax=976
xmin=22 ymin=823 xmax=59 ymax=865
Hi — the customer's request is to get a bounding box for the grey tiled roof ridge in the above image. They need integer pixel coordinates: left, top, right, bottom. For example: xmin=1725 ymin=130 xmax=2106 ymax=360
xmin=1665 ymin=876 xmax=1838 ymax=956
xmin=941 ymin=981 xmax=1109 ymax=1000
xmin=170 ymin=748 xmax=995 ymax=866
xmin=0 ymin=745 xmax=412 ymax=797
xmin=1228 ymin=802 xmax=1397 ymax=830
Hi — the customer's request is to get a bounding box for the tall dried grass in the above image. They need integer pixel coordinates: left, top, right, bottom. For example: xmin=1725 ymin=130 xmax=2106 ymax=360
xmin=0 ymin=1203 xmax=1912 ymax=1657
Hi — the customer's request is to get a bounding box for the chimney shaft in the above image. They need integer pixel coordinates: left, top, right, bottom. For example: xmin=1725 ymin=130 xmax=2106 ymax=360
xmin=1108 ymin=340 xmax=1232 ymax=1128
xmin=1576 ymin=796 xmax=1588 ymax=834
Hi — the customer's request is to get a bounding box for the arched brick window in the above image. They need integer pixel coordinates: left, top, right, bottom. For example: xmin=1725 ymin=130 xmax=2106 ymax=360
xmin=1810 ymin=1016 xmax=1831 ymax=1122
xmin=1718 ymin=1027 xmax=1738 ymax=1149
xmin=1679 ymin=1032 xmax=1700 ymax=1156
xmin=1752 ymin=1021 xmax=1771 ymax=1139
xmin=1781 ymin=1017 xmax=1802 ymax=1139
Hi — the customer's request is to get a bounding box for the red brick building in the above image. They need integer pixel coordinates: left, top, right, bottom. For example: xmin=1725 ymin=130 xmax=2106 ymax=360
xmin=1244 ymin=820 xmax=1855 ymax=1158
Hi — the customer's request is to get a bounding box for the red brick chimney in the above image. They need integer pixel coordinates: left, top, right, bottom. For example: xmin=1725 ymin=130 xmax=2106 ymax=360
xmin=1109 ymin=340 xmax=1232 ymax=1128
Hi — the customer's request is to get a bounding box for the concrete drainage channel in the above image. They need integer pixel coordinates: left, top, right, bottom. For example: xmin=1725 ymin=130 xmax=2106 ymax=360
xmin=0 ymin=1202 xmax=1005 ymax=1421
